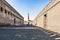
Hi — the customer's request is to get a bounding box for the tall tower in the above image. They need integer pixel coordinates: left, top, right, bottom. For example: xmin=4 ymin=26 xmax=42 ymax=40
xmin=28 ymin=13 xmax=30 ymax=25
xmin=28 ymin=13 xmax=29 ymax=21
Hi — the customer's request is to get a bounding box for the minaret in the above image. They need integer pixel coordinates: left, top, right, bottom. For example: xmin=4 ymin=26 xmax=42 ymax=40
xmin=28 ymin=13 xmax=29 ymax=21
xmin=28 ymin=13 xmax=30 ymax=25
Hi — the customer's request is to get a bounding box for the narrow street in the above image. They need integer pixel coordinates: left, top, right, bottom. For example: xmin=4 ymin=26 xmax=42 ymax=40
xmin=0 ymin=27 xmax=55 ymax=40
xmin=0 ymin=0 xmax=60 ymax=40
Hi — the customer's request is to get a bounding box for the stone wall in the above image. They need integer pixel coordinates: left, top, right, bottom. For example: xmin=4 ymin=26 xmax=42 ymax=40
xmin=33 ymin=0 xmax=60 ymax=33
xmin=0 ymin=0 xmax=24 ymax=26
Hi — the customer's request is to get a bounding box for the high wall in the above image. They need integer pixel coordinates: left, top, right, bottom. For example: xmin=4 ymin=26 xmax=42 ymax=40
xmin=0 ymin=0 xmax=24 ymax=26
xmin=47 ymin=0 xmax=60 ymax=33
xmin=33 ymin=0 xmax=60 ymax=33
xmin=33 ymin=14 xmax=44 ymax=28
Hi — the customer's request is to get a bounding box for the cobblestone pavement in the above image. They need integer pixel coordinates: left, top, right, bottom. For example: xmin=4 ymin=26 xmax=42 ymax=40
xmin=0 ymin=27 xmax=55 ymax=40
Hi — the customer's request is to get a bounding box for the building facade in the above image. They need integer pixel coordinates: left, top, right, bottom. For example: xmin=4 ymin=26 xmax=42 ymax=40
xmin=33 ymin=0 xmax=60 ymax=33
xmin=0 ymin=0 xmax=24 ymax=26
xmin=24 ymin=20 xmax=33 ymax=25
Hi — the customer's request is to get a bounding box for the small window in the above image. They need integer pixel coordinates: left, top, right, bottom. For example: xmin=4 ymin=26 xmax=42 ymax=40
xmin=5 ymin=9 xmax=7 ymax=13
xmin=0 ymin=7 xmax=3 ymax=12
xmin=11 ymin=13 xmax=12 ymax=16
xmin=14 ymin=18 xmax=16 ymax=24
xmin=8 ymin=11 xmax=10 ymax=15
xmin=44 ymin=14 xmax=47 ymax=17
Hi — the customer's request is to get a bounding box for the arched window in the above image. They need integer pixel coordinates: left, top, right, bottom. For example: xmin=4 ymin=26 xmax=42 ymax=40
xmin=0 ymin=7 xmax=3 ymax=12
xmin=14 ymin=18 xmax=16 ymax=24
xmin=11 ymin=13 xmax=12 ymax=16
xmin=8 ymin=11 xmax=10 ymax=15
xmin=5 ymin=9 xmax=7 ymax=13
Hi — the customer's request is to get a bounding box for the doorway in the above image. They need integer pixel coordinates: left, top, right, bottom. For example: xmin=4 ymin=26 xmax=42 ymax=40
xmin=14 ymin=18 xmax=16 ymax=25
xmin=44 ymin=14 xmax=47 ymax=28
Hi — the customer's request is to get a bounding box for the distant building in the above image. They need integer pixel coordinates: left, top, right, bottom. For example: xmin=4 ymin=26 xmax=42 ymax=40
xmin=24 ymin=20 xmax=33 ymax=25
xmin=24 ymin=13 xmax=33 ymax=25
xmin=24 ymin=21 xmax=28 ymax=25
xmin=33 ymin=0 xmax=60 ymax=33
xmin=0 ymin=0 xmax=24 ymax=26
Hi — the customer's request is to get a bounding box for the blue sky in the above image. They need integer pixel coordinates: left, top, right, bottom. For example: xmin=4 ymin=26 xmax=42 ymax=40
xmin=6 ymin=0 xmax=50 ymax=21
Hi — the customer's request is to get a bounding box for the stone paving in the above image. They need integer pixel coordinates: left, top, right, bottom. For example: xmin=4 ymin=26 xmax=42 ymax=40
xmin=0 ymin=27 xmax=55 ymax=40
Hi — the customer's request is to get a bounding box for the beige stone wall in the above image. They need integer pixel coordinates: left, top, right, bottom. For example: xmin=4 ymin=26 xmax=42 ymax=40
xmin=33 ymin=0 xmax=60 ymax=33
xmin=0 ymin=0 xmax=24 ymax=26
xmin=33 ymin=15 xmax=44 ymax=28
xmin=46 ymin=1 xmax=60 ymax=33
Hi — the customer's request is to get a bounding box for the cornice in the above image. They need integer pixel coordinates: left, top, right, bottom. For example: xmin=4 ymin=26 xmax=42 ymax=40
xmin=2 ymin=0 xmax=24 ymax=19
xmin=34 ymin=1 xmax=60 ymax=20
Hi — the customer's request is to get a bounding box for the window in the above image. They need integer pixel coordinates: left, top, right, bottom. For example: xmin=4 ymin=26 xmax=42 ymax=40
xmin=5 ymin=9 xmax=7 ymax=13
xmin=8 ymin=11 xmax=10 ymax=15
xmin=14 ymin=18 xmax=16 ymax=24
xmin=0 ymin=7 xmax=3 ymax=12
xmin=11 ymin=13 xmax=12 ymax=16
xmin=44 ymin=14 xmax=47 ymax=17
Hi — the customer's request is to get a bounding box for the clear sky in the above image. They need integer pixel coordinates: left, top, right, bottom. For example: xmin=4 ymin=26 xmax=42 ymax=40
xmin=6 ymin=0 xmax=50 ymax=21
